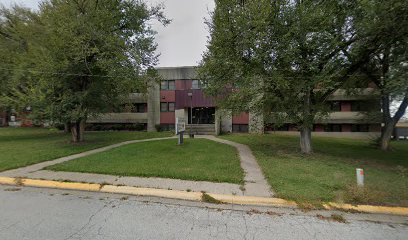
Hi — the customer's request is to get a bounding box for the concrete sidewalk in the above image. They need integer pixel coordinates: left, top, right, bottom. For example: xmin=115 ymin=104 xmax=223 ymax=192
xmin=0 ymin=135 xmax=272 ymax=197
xmin=197 ymin=135 xmax=273 ymax=197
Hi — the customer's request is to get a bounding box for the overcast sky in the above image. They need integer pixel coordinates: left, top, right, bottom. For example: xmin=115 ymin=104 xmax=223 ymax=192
xmin=0 ymin=0 xmax=215 ymax=67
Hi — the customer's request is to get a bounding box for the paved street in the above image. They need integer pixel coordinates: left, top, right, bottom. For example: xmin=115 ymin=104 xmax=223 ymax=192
xmin=0 ymin=186 xmax=407 ymax=240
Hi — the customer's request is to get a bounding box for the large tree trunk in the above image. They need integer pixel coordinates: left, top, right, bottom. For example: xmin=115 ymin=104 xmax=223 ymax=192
xmin=300 ymin=127 xmax=312 ymax=154
xmin=379 ymin=92 xmax=408 ymax=151
xmin=380 ymin=120 xmax=395 ymax=151
xmin=70 ymin=121 xmax=80 ymax=143
xmin=70 ymin=120 xmax=85 ymax=143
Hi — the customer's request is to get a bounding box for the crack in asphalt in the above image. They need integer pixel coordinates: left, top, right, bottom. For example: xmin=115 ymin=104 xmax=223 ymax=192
xmin=63 ymin=199 xmax=116 ymax=240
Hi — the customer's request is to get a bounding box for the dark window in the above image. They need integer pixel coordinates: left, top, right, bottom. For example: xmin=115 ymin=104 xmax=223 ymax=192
xmin=276 ymin=124 xmax=290 ymax=131
xmin=161 ymin=81 xmax=168 ymax=90
xmin=160 ymin=103 xmax=168 ymax=112
xmin=160 ymin=102 xmax=175 ymax=112
xmin=351 ymin=124 xmax=369 ymax=132
xmin=191 ymin=80 xmax=206 ymax=89
xmin=161 ymin=124 xmax=175 ymax=131
xmin=161 ymin=80 xmax=175 ymax=90
xmin=168 ymin=102 xmax=175 ymax=112
xmin=192 ymin=80 xmax=200 ymax=89
xmin=330 ymin=101 xmax=341 ymax=111
xmin=134 ymin=103 xmax=146 ymax=113
xmin=324 ymin=124 xmax=342 ymax=132
xmin=351 ymin=101 xmax=371 ymax=112
xmin=232 ymin=124 xmax=249 ymax=133
xmin=168 ymin=80 xmax=175 ymax=90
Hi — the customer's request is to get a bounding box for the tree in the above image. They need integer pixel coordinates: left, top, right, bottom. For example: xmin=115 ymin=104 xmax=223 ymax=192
xmin=349 ymin=0 xmax=408 ymax=150
xmin=0 ymin=5 xmax=40 ymax=127
xmin=0 ymin=0 xmax=169 ymax=142
xmin=198 ymin=0 xmax=357 ymax=153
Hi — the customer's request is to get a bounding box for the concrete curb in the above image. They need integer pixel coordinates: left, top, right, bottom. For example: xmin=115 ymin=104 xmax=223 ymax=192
xmin=1 ymin=176 xmax=407 ymax=216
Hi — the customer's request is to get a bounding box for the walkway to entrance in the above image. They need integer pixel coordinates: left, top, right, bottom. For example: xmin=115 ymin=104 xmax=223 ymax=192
xmin=0 ymin=136 xmax=273 ymax=197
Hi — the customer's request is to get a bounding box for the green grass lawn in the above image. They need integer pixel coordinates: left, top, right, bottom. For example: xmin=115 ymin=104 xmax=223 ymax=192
xmin=0 ymin=128 xmax=172 ymax=172
xmin=46 ymin=139 xmax=244 ymax=184
xmin=220 ymin=133 xmax=408 ymax=207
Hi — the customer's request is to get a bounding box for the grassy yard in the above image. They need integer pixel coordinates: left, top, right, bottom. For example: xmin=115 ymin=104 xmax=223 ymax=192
xmin=221 ymin=133 xmax=408 ymax=207
xmin=0 ymin=128 xmax=172 ymax=172
xmin=46 ymin=139 xmax=244 ymax=184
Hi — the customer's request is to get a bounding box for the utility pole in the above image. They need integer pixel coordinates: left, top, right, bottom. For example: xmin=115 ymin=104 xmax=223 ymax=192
xmin=187 ymin=91 xmax=194 ymax=138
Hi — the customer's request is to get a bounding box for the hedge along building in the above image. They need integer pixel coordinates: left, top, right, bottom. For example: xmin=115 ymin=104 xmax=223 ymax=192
xmin=88 ymin=66 xmax=381 ymax=136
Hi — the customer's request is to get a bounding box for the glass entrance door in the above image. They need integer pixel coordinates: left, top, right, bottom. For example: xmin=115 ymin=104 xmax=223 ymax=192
xmin=188 ymin=107 xmax=215 ymax=124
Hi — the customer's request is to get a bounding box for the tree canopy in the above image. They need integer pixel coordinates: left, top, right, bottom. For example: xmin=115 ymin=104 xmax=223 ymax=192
xmin=199 ymin=0 xmax=358 ymax=153
xmin=199 ymin=0 xmax=408 ymax=153
xmin=0 ymin=0 xmax=169 ymax=141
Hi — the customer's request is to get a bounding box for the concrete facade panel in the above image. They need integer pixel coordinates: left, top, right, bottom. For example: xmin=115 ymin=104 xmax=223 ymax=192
xmin=157 ymin=66 xmax=197 ymax=80
xmin=147 ymin=81 xmax=160 ymax=131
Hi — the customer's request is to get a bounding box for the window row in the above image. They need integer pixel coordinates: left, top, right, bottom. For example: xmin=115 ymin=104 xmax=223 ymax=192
xmin=316 ymin=124 xmax=370 ymax=132
xmin=192 ymin=80 xmax=207 ymax=89
xmin=161 ymin=80 xmax=175 ymax=90
xmin=160 ymin=102 xmax=175 ymax=112
xmin=160 ymin=80 xmax=207 ymax=90
xmin=329 ymin=100 xmax=378 ymax=112
xmin=113 ymin=103 xmax=147 ymax=113
xmin=265 ymin=123 xmax=373 ymax=132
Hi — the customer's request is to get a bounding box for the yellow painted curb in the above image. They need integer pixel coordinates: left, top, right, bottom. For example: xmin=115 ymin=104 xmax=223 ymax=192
xmin=0 ymin=177 xmax=18 ymax=185
xmin=323 ymin=203 xmax=408 ymax=216
xmin=1 ymin=176 xmax=408 ymax=216
xmin=209 ymin=193 xmax=297 ymax=207
xmin=23 ymin=178 xmax=101 ymax=192
xmin=0 ymin=176 xmax=101 ymax=191
xmin=100 ymin=185 xmax=202 ymax=201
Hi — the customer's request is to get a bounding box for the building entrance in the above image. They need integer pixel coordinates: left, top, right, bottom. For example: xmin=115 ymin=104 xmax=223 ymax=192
xmin=188 ymin=107 xmax=215 ymax=124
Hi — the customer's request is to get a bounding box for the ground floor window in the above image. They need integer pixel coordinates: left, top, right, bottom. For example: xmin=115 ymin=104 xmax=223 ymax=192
xmin=324 ymin=124 xmax=342 ymax=132
xmin=232 ymin=124 xmax=248 ymax=133
xmin=351 ymin=124 xmax=369 ymax=132
xmin=160 ymin=124 xmax=175 ymax=131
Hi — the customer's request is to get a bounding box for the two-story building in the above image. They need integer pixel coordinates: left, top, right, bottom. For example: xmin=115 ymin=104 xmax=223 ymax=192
xmin=88 ymin=66 xmax=381 ymax=136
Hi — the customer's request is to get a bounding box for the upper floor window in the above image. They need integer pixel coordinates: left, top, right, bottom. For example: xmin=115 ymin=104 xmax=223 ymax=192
xmin=329 ymin=101 xmax=341 ymax=112
xmin=134 ymin=103 xmax=146 ymax=113
xmin=161 ymin=80 xmax=175 ymax=90
xmin=192 ymin=80 xmax=207 ymax=89
xmin=351 ymin=101 xmax=371 ymax=112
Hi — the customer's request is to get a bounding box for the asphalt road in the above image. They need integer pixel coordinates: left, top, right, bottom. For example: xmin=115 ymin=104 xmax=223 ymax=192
xmin=0 ymin=185 xmax=407 ymax=240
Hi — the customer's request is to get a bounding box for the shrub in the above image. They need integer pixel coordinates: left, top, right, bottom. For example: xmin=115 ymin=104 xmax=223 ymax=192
xmin=155 ymin=124 xmax=162 ymax=132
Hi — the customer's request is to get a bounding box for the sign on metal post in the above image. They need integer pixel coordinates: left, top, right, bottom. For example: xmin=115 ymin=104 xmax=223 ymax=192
xmin=176 ymin=117 xmax=186 ymax=145
xmin=176 ymin=117 xmax=186 ymax=134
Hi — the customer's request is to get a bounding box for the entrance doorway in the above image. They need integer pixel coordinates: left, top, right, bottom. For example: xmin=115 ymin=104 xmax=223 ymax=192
xmin=188 ymin=107 xmax=215 ymax=124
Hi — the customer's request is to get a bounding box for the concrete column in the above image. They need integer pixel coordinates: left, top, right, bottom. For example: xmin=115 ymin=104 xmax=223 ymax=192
xmin=218 ymin=109 xmax=232 ymax=134
xmin=249 ymin=111 xmax=264 ymax=134
xmin=147 ymin=81 xmax=160 ymax=131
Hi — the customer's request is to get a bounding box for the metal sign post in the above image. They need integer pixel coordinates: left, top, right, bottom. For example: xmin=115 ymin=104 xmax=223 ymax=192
xmin=176 ymin=117 xmax=186 ymax=145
